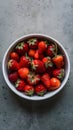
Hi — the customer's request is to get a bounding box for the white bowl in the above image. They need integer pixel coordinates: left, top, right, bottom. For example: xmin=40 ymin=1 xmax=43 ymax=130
xmin=2 ymin=34 xmax=70 ymax=101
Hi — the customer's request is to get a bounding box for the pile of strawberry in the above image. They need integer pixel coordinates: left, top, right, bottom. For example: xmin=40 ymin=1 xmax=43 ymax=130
xmin=7 ymin=38 xmax=65 ymax=96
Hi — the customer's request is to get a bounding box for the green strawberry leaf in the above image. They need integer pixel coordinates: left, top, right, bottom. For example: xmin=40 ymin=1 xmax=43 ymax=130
xmin=16 ymin=42 xmax=24 ymax=49
xmin=25 ymin=90 xmax=34 ymax=96
xmin=37 ymin=90 xmax=46 ymax=96
xmin=27 ymin=38 xmax=37 ymax=45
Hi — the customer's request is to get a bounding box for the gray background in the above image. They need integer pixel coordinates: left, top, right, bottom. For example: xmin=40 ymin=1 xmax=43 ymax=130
xmin=0 ymin=0 xmax=73 ymax=130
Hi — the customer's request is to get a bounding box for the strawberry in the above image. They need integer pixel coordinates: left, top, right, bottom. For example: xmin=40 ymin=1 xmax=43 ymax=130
xmin=34 ymin=50 xmax=39 ymax=59
xmin=32 ymin=60 xmax=46 ymax=73
xmin=38 ymin=41 xmax=47 ymax=54
xmin=46 ymin=44 xmax=57 ymax=57
xmin=52 ymin=55 xmax=64 ymax=68
xmin=49 ymin=77 xmax=61 ymax=90
xmin=27 ymin=72 xmax=40 ymax=85
xmin=8 ymin=59 xmax=19 ymax=71
xmin=15 ymin=42 xmax=28 ymax=56
xmin=42 ymin=56 xmax=53 ymax=68
xmin=53 ymin=68 xmax=64 ymax=80
xmin=18 ymin=67 xmax=29 ymax=79
xmin=34 ymin=50 xmax=44 ymax=59
xmin=8 ymin=72 xmax=18 ymax=83
xmin=42 ymin=57 xmax=54 ymax=76
xmin=41 ymin=73 xmax=51 ymax=89
xmin=23 ymin=85 xmax=34 ymax=96
xmin=19 ymin=56 xmax=30 ymax=68
xmin=10 ymin=52 xmax=19 ymax=61
xmin=28 ymin=49 xmax=35 ymax=58
xmin=27 ymin=38 xmax=38 ymax=49
xmin=15 ymin=79 xmax=25 ymax=91
xmin=35 ymin=84 xmax=47 ymax=96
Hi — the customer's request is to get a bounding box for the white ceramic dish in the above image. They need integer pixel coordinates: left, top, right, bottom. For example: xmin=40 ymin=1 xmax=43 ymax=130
xmin=2 ymin=34 xmax=70 ymax=101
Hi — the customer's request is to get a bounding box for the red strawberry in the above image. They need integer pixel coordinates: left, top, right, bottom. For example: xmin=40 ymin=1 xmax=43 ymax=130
xmin=41 ymin=73 xmax=51 ymax=89
xmin=8 ymin=59 xmax=19 ymax=71
xmin=27 ymin=72 xmax=40 ymax=85
xmin=52 ymin=55 xmax=64 ymax=68
xmin=32 ymin=60 xmax=46 ymax=73
xmin=53 ymin=68 xmax=64 ymax=80
xmin=15 ymin=79 xmax=25 ymax=91
xmin=38 ymin=41 xmax=47 ymax=54
xmin=46 ymin=44 xmax=57 ymax=57
xmin=18 ymin=67 xmax=29 ymax=79
xmin=23 ymin=85 xmax=34 ymax=96
xmin=27 ymin=38 xmax=38 ymax=49
xmin=15 ymin=42 xmax=28 ymax=56
xmin=34 ymin=50 xmax=39 ymax=59
xmin=19 ymin=56 xmax=30 ymax=68
xmin=49 ymin=77 xmax=61 ymax=90
xmin=35 ymin=84 xmax=47 ymax=96
xmin=42 ymin=57 xmax=54 ymax=77
xmin=10 ymin=52 xmax=19 ymax=61
xmin=28 ymin=49 xmax=35 ymax=58
xmin=42 ymin=56 xmax=53 ymax=68
xmin=34 ymin=50 xmax=44 ymax=59
xmin=8 ymin=72 xmax=18 ymax=83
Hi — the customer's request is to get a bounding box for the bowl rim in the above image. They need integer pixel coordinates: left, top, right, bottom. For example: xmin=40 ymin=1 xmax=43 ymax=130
xmin=2 ymin=34 xmax=70 ymax=101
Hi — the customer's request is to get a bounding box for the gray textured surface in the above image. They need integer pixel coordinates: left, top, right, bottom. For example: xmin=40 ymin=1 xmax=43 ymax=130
xmin=0 ymin=0 xmax=73 ymax=130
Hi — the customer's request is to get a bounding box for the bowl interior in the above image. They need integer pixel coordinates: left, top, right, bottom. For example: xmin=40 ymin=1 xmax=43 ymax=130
xmin=2 ymin=34 xmax=70 ymax=100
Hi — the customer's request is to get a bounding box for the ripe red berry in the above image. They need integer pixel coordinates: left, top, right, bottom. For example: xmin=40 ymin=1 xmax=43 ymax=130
xmin=8 ymin=59 xmax=19 ymax=71
xmin=10 ymin=52 xmax=19 ymax=61
xmin=46 ymin=44 xmax=57 ymax=57
xmin=38 ymin=41 xmax=47 ymax=54
xmin=8 ymin=72 xmax=18 ymax=83
xmin=27 ymin=72 xmax=40 ymax=85
xmin=53 ymin=68 xmax=64 ymax=80
xmin=18 ymin=68 xmax=29 ymax=79
xmin=52 ymin=55 xmax=64 ymax=68
xmin=32 ymin=60 xmax=46 ymax=73
xmin=23 ymin=85 xmax=34 ymax=96
xmin=41 ymin=73 xmax=51 ymax=90
xmin=15 ymin=79 xmax=26 ymax=91
xmin=19 ymin=56 xmax=30 ymax=68
xmin=49 ymin=77 xmax=61 ymax=90
xmin=15 ymin=42 xmax=28 ymax=56
xmin=27 ymin=38 xmax=38 ymax=49
xmin=35 ymin=84 xmax=47 ymax=96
